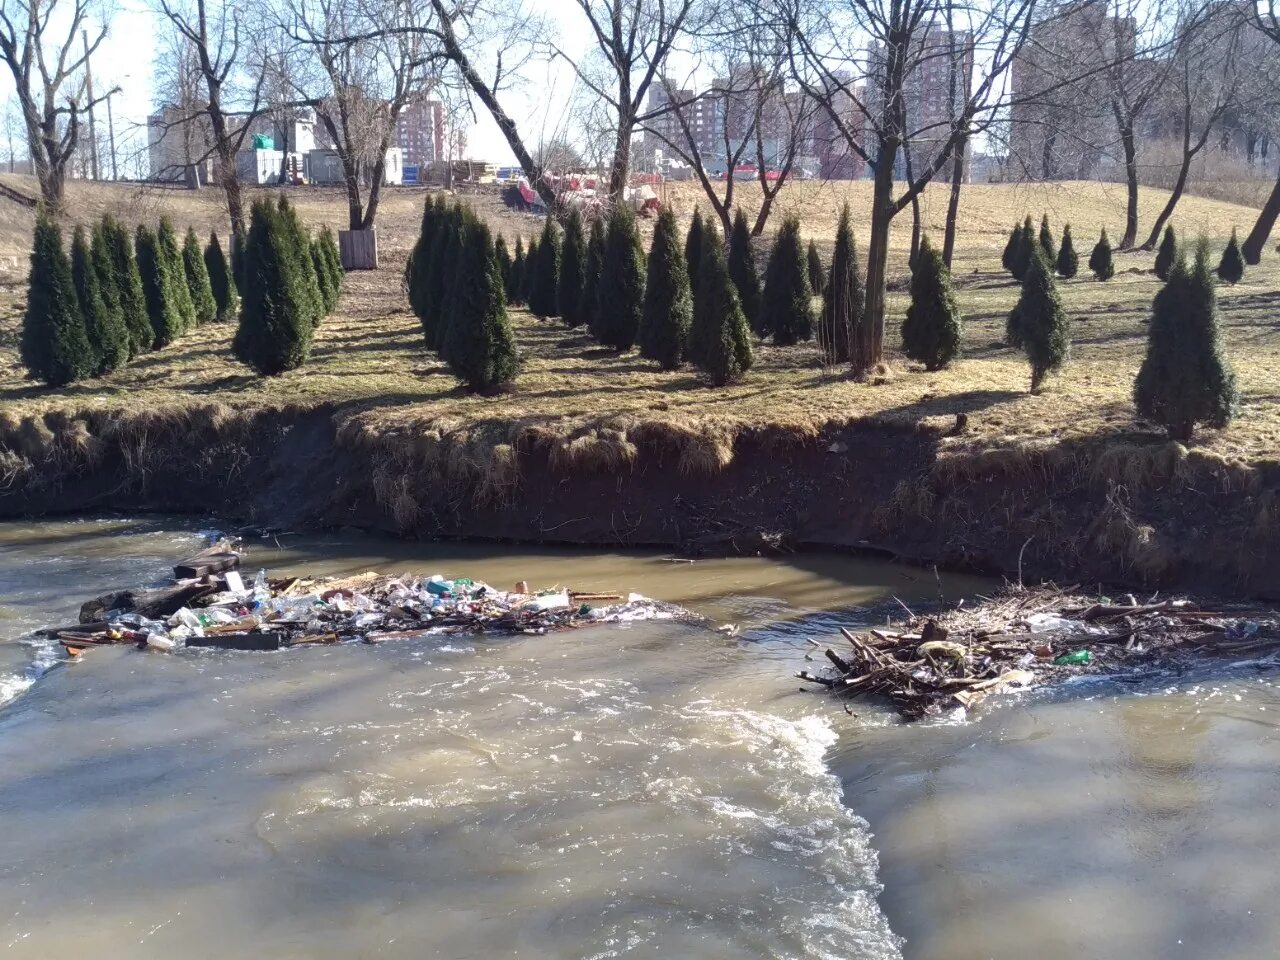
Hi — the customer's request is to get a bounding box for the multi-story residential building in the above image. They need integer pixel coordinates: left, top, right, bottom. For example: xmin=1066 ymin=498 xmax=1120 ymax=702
xmin=1007 ymin=1 xmax=1134 ymax=180
xmin=394 ymin=98 xmax=447 ymax=167
xmin=864 ymin=25 xmax=974 ymax=179
xmin=808 ymin=69 xmax=865 ymax=179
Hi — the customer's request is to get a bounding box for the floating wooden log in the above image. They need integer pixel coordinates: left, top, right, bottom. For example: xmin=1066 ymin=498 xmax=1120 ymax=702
xmin=79 ymin=582 xmax=216 ymax=624
xmin=174 ymin=543 xmax=240 ymax=580
xmin=186 ymin=631 xmax=282 ymax=652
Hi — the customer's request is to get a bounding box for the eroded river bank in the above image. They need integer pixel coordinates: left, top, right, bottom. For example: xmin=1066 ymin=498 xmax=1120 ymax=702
xmin=2 ymin=518 xmax=1279 ymax=959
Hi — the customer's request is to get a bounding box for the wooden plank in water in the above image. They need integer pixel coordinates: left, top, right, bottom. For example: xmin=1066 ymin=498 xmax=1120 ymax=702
xmin=186 ymin=631 xmax=282 ymax=652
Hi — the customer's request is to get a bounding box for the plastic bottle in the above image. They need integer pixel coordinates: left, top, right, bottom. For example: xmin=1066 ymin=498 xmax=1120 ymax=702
xmin=426 ymin=575 xmax=454 ymax=597
xmin=1054 ymin=649 xmax=1091 ymax=666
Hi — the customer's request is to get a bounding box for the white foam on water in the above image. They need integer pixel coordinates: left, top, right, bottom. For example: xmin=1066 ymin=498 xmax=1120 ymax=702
xmin=0 ymin=672 xmax=34 ymax=708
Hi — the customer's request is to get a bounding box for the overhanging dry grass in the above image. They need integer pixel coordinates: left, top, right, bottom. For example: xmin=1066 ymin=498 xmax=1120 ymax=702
xmin=0 ymin=175 xmax=1276 ymax=471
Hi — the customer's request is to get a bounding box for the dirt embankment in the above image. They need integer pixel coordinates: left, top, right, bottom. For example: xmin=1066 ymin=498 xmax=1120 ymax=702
xmin=0 ymin=403 xmax=1277 ymax=600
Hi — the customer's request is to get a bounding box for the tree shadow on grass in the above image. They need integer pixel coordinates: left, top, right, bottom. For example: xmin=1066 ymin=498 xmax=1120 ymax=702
xmin=874 ymin=388 xmax=1026 ymax=423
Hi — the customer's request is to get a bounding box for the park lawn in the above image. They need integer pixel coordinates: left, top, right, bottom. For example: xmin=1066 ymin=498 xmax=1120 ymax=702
xmin=0 ymin=176 xmax=1275 ymax=466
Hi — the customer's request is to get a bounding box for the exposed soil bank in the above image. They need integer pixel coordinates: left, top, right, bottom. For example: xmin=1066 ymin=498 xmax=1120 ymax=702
xmin=0 ymin=403 xmax=1277 ymax=600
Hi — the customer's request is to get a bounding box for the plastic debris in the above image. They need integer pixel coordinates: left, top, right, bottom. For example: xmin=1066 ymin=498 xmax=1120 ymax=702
xmin=46 ymin=547 xmax=690 ymax=657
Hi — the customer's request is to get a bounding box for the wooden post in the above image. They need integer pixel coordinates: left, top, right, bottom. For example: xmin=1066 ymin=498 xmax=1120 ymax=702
xmin=338 ymin=226 xmax=379 ymax=270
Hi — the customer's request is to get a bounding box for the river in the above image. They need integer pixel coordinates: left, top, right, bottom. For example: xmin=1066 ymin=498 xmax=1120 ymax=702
xmin=0 ymin=518 xmax=1277 ymax=960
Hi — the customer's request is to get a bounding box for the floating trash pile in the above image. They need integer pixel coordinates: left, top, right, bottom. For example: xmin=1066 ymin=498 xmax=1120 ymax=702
xmin=43 ymin=540 xmax=688 ymax=656
xmin=798 ymin=587 xmax=1280 ymax=721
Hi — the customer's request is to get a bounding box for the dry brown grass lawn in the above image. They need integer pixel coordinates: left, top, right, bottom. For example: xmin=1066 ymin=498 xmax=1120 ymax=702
xmin=0 ymin=174 xmax=1276 ymax=466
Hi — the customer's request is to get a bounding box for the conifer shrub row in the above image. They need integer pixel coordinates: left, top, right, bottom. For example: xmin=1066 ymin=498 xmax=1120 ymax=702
xmin=20 ymin=208 xmax=231 ymax=387
xmin=231 ymin=195 xmax=336 ymax=375
xmin=1004 ymin=216 xmax=1113 ymax=282
xmin=404 ymin=194 xmax=519 ymax=392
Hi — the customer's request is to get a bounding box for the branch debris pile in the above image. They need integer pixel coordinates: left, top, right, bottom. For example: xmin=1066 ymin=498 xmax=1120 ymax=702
xmin=799 ymin=588 xmax=1280 ymax=720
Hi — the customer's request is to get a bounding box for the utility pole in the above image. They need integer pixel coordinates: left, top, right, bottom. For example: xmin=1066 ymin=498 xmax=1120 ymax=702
xmin=82 ymin=29 xmax=100 ymax=179
xmin=106 ymin=90 xmax=118 ymax=180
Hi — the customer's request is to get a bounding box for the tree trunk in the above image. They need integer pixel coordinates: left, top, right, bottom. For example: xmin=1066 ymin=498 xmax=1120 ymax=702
xmin=942 ymin=134 xmax=967 ymax=268
xmin=1119 ymin=122 xmax=1139 ymax=249
xmin=1242 ymin=165 xmax=1280 ymax=265
xmin=607 ymin=113 xmax=633 ymax=200
xmin=859 ymin=145 xmax=897 ymax=374
xmin=362 ymin=156 xmax=385 ymax=230
xmin=344 ymin=172 xmax=363 ymax=231
xmin=429 ymin=0 xmax=554 ymax=209
xmin=205 ymin=90 xmax=247 ymax=240
xmin=1142 ymin=124 xmax=1194 ymax=250
xmin=1142 ymin=162 xmax=1189 ymax=251
xmin=32 ymin=112 xmax=69 ymax=212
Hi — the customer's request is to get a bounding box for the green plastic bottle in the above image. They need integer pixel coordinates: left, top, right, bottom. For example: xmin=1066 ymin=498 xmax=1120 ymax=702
xmin=1054 ymin=649 xmax=1091 ymax=666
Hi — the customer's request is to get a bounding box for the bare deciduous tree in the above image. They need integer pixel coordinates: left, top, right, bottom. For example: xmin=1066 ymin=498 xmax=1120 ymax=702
xmin=283 ymin=0 xmax=445 ymax=230
xmin=783 ymin=0 xmax=1036 ymax=373
xmin=1139 ymin=3 xmax=1244 ymax=250
xmin=641 ymin=9 xmax=818 ymax=236
xmin=156 ymin=0 xmax=262 ymax=240
xmin=551 ymin=0 xmax=700 ymax=198
xmin=0 ymin=0 xmax=115 ymax=209
xmin=1243 ymin=0 xmax=1280 ymax=264
xmin=152 ymin=22 xmax=208 ymax=182
xmin=1077 ymin=0 xmax=1192 ymax=249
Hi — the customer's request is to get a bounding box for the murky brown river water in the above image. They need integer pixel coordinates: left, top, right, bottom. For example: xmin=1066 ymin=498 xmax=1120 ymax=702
xmin=1 ymin=518 xmax=1277 ymax=959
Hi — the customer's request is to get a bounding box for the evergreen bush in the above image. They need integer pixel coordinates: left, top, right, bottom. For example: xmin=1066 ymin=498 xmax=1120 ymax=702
xmin=231 ymin=199 xmax=316 ymax=375
xmin=423 ymin=203 xmax=461 ymax=345
xmin=1154 ymin=224 xmax=1177 ymax=281
xmin=183 ymin=226 xmax=218 ymax=326
xmin=581 ymin=218 xmax=606 ymax=338
xmin=1056 ymin=223 xmax=1079 ymax=279
xmin=1017 ymin=248 xmax=1071 ymax=392
xmin=1134 ymin=242 xmax=1238 ymax=441
xmin=320 ymin=225 xmax=343 ymax=288
xmin=638 ymin=206 xmax=693 ymax=370
xmin=507 ymin=237 xmax=525 ymax=304
xmin=427 ymin=209 xmax=466 ymax=352
xmin=71 ymin=224 xmax=127 ymax=374
xmin=158 ymin=216 xmax=196 ymax=333
xmin=1011 ymin=214 xmax=1036 ymax=281
xmin=494 ymin=234 xmax=512 ymax=297
xmin=528 ymin=216 xmax=561 ymax=318
xmin=443 ymin=218 xmax=519 ymax=393
xmin=1038 ymin=213 xmax=1056 ymax=262
xmin=760 ymin=216 xmax=814 ymax=344
xmin=407 ymin=195 xmax=439 ymax=321
xmin=275 ymin=195 xmax=324 ymax=327
xmin=727 ymin=208 xmax=762 ymax=333
xmin=595 ymin=203 xmax=646 ymax=351
xmin=685 ymin=208 xmax=705 ymax=290
xmin=689 ymin=222 xmax=753 ymax=386
xmin=900 ymin=235 xmax=961 ymax=371
xmin=204 ymin=231 xmax=238 ymax=323
xmin=1001 ymin=222 xmax=1021 ymax=276
xmin=135 ymin=224 xmax=183 ymax=349
xmin=819 ymin=202 xmax=863 ymax=365
xmin=558 ymin=209 xmax=587 ymax=326
xmin=21 ymin=210 xmax=94 ymax=386
xmin=104 ymin=215 xmax=152 ymax=355
xmin=1090 ymin=228 xmax=1115 ymax=280
xmin=1217 ymin=229 xmax=1244 ymax=284
xmin=311 ymin=238 xmax=336 ymax=313
xmin=807 ymin=239 xmax=824 ymax=295
xmin=87 ymin=219 xmax=131 ymax=371
xmin=521 ymin=235 xmax=540 ymax=306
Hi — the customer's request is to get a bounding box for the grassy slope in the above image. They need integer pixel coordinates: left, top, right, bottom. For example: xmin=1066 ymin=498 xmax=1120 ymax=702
xmin=0 ymin=175 xmax=1276 ymax=467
